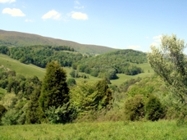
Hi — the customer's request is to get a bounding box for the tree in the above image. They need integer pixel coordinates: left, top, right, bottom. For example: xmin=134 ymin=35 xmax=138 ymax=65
xmin=26 ymin=86 xmax=43 ymax=124
xmin=145 ymin=95 xmax=165 ymax=121
xmin=147 ymin=35 xmax=187 ymax=104
xmin=124 ymin=94 xmax=145 ymax=121
xmin=39 ymin=61 xmax=69 ymax=111
xmin=0 ymin=104 xmax=7 ymax=124
xmin=94 ymin=78 xmax=113 ymax=110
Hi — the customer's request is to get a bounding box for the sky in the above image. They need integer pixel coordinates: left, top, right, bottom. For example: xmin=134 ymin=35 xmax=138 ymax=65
xmin=0 ymin=0 xmax=187 ymax=52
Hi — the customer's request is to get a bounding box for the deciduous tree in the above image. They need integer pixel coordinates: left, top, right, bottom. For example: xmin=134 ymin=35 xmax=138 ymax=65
xmin=148 ymin=35 xmax=187 ymax=104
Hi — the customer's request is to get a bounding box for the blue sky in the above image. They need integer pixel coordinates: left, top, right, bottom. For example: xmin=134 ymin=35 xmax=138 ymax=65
xmin=1 ymin=0 xmax=187 ymax=52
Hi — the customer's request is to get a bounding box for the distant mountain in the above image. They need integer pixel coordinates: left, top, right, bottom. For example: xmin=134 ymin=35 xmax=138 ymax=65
xmin=0 ymin=29 xmax=116 ymax=54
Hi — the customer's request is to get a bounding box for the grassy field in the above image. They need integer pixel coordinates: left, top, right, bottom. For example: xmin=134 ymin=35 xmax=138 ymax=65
xmin=111 ymin=63 xmax=154 ymax=85
xmin=0 ymin=54 xmax=45 ymax=79
xmin=0 ymin=120 xmax=186 ymax=140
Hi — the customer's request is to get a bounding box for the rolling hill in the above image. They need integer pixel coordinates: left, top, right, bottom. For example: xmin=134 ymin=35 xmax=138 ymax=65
xmin=0 ymin=29 xmax=116 ymax=54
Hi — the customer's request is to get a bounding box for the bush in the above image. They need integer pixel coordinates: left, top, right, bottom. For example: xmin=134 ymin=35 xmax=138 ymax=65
xmin=124 ymin=94 xmax=145 ymax=121
xmin=0 ymin=104 xmax=7 ymax=124
xmin=67 ymin=78 xmax=76 ymax=87
xmin=145 ymin=95 xmax=165 ymax=121
xmin=1 ymin=109 xmax=20 ymax=125
xmin=45 ymin=103 xmax=77 ymax=124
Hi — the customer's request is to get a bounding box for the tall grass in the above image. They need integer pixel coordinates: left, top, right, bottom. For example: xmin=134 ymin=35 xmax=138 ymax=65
xmin=0 ymin=120 xmax=186 ymax=140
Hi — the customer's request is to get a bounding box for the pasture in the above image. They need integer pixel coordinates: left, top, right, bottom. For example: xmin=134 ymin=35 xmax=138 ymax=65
xmin=0 ymin=120 xmax=186 ymax=140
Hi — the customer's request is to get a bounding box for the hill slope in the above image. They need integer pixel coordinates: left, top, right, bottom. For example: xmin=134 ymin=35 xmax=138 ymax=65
xmin=0 ymin=54 xmax=45 ymax=79
xmin=0 ymin=30 xmax=116 ymax=54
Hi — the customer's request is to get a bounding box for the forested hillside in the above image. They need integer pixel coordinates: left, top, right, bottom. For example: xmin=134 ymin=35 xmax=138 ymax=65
xmin=0 ymin=30 xmax=115 ymax=54
xmin=0 ymin=45 xmax=84 ymax=68
xmin=0 ymin=45 xmax=148 ymax=80
xmin=74 ymin=49 xmax=147 ymax=79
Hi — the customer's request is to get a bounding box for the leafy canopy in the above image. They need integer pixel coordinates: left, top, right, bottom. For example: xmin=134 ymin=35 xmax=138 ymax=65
xmin=148 ymin=35 xmax=187 ymax=104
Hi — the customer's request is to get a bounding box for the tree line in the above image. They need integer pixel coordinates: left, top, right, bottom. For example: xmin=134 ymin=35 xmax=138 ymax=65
xmin=72 ymin=49 xmax=146 ymax=80
xmin=0 ymin=45 xmax=84 ymax=68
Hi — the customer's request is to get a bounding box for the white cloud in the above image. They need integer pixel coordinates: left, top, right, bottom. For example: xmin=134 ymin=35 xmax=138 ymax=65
xmin=74 ymin=0 xmax=84 ymax=9
xmin=151 ymin=35 xmax=162 ymax=46
xmin=42 ymin=10 xmax=61 ymax=20
xmin=2 ymin=8 xmax=25 ymax=17
xmin=70 ymin=11 xmax=88 ymax=20
xmin=0 ymin=0 xmax=15 ymax=3
xmin=128 ymin=45 xmax=141 ymax=50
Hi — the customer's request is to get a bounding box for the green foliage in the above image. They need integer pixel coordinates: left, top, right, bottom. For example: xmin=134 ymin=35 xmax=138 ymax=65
xmin=94 ymin=79 xmax=113 ymax=110
xmin=70 ymin=79 xmax=113 ymax=121
xmin=148 ymin=34 xmax=187 ymax=104
xmin=124 ymin=94 xmax=145 ymax=121
xmin=40 ymin=61 xmax=69 ymax=111
xmin=6 ymin=45 xmax=83 ymax=68
xmin=1 ymin=109 xmax=19 ymax=125
xmin=0 ymin=54 xmax=45 ymax=79
xmin=45 ymin=103 xmax=77 ymax=124
xmin=145 ymin=95 xmax=165 ymax=121
xmin=0 ymin=104 xmax=7 ymax=124
xmin=119 ymin=78 xmax=141 ymax=93
xmin=0 ymin=46 xmax=9 ymax=55
xmin=70 ymin=82 xmax=97 ymax=113
xmin=1 ymin=107 xmax=26 ymax=125
xmin=67 ymin=78 xmax=76 ymax=87
xmin=26 ymin=87 xmax=43 ymax=124
xmin=0 ymin=121 xmax=187 ymax=139
xmin=76 ymin=49 xmax=145 ymax=79
xmin=70 ymin=69 xmax=79 ymax=78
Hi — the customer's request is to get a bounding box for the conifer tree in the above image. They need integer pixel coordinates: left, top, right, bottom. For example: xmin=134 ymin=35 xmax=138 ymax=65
xmin=26 ymin=86 xmax=42 ymax=124
xmin=39 ymin=61 xmax=69 ymax=111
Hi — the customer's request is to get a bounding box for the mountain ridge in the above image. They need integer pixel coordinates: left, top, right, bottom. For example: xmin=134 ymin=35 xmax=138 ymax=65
xmin=0 ymin=29 xmax=116 ymax=54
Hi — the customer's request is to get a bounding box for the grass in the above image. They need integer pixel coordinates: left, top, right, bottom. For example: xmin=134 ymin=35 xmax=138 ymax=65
xmin=111 ymin=63 xmax=154 ymax=86
xmin=0 ymin=120 xmax=186 ymax=140
xmin=0 ymin=54 xmax=45 ymax=79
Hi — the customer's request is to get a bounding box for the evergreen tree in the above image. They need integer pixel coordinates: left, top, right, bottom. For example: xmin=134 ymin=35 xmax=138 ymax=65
xmin=26 ymin=86 xmax=43 ymax=124
xmin=39 ymin=61 xmax=69 ymax=111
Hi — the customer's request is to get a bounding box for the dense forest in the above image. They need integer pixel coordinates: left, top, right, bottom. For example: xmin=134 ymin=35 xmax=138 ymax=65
xmin=74 ymin=49 xmax=146 ymax=79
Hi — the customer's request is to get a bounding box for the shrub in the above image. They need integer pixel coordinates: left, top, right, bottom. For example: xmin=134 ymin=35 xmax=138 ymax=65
xmin=0 ymin=104 xmax=7 ymax=124
xmin=1 ymin=109 xmax=20 ymax=125
xmin=45 ymin=103 xmax=77 ymax=124
xmin=124 ymin=94 xmax=145 ymax=121
xmin=67 ymin=78 xmax=76 ymax=87
xmin=145 ymin=95 xmax=165 ymax=121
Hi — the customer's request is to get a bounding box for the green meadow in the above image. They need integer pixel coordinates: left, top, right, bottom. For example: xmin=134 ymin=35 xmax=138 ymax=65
xmin=0 ymin=120 xmax=186 ymax=140
xmin=0 ymin=54 xmax=45 ymax=79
